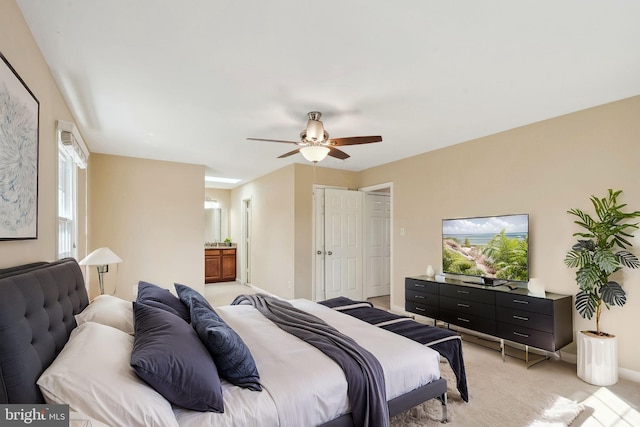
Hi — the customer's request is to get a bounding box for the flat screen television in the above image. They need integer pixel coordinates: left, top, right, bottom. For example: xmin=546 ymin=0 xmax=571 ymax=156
xmin=442 ymin=214 xmax=529 ymax=286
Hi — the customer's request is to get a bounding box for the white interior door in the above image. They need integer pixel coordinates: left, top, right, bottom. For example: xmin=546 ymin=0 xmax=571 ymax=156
xmin=364 ymin=193 xmax=390 ymax=298
xmin=324 ymin=188 xmax=364 ymax=300
xmin=241 ymin=198 xmax=251 ymax=284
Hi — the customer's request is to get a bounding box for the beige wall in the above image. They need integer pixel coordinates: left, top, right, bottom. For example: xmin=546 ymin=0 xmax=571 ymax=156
xmin=231 ymin=165 xmax=296 ymax=298
xmin=360 ymin=95 xmax=640 ymax=373
xmin=0 ymin=0 xmax=84 ymax=268
xmin=88 ymin=154 xmax=205 ymax=300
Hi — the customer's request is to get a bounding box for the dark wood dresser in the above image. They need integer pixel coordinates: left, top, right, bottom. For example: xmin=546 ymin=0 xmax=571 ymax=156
xmin=405 ymin=276 xmax=573 ymax=353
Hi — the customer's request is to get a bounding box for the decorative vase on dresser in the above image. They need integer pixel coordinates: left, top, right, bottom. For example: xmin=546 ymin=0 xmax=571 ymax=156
xmin=426 ymin=265 xmax=435 ymax=279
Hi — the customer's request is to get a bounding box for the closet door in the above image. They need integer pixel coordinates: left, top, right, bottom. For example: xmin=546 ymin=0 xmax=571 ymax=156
xmin=324 ymin=189 xmax=364 ymax=301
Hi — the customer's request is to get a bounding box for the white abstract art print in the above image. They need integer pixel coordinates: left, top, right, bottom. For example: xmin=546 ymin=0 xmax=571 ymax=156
xmin=0 ymin=52 xmax=39 ymax=240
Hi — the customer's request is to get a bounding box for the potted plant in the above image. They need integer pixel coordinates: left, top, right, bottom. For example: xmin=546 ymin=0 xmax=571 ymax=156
xmin=564 ymin=189 xmax=640 ymax=385
xmin=224 ymin=238 xmax=232 ymax=247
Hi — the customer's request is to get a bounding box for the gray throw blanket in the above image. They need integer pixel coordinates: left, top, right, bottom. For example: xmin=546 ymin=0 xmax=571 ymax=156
xmin=232 ymin=294 xmax=389 ymax=427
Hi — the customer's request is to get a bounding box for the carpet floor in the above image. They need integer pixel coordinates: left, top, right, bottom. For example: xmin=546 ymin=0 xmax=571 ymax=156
xmin=390 ymin=340 xmax=639 ymax=426
xmin=390 ymin=354 xmax=583 ymax=426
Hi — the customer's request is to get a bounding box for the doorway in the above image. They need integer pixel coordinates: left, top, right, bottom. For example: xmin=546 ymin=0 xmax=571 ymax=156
xmin=363 ymin=191 xmax=391 ymax=298
xmin=312 ymin=183 xmax=392 ymax=303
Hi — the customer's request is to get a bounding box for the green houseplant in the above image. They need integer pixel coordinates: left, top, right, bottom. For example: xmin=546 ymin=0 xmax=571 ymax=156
xmin=564 ymin=189 xmax=640 ymax=336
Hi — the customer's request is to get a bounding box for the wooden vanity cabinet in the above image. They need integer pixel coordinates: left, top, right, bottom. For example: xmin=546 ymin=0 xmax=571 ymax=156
xmin=205 ymin=248 xmax=236 ymax=283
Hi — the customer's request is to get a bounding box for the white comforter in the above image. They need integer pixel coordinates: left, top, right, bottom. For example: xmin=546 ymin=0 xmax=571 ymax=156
xmin=174 ymin=299 xmax=440 ymax=427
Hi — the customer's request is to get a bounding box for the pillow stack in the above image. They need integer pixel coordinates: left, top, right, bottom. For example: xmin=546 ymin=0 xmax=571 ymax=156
xmin=131 ymin=281 xmax=261 ymax=413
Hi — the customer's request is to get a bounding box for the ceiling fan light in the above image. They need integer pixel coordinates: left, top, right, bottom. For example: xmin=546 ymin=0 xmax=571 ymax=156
xmin=300 ymin=145 xmax=330 ymax=162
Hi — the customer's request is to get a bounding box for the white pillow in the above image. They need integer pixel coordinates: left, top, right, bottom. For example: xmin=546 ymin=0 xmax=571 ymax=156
xmin=75 ymin=295 xmax=134 ymax=334
xmin=37 ymin=322 xmax=178 ymax=427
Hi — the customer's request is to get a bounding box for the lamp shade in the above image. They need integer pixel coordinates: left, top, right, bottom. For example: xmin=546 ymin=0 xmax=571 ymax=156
xmin=300 ymin=146 xmax=330 ymax=162
xmin=79 ymin=247 xmax=123 ymax=266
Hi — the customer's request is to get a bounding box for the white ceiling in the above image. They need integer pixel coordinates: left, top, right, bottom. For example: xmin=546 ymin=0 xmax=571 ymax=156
xmin=17 ymin=1 xmax=640 ymax=189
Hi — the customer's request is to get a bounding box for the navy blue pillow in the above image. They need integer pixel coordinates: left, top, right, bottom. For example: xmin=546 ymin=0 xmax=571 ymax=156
xmin=175 ymin=283 xmax=214 ymax=311
xmin=190 ymin=299 xmax=262 ymax=391
xmin=130 ymin=302 xmax=224 ymax=412
xmin=137 ymin=281 xmax=190 ymax=322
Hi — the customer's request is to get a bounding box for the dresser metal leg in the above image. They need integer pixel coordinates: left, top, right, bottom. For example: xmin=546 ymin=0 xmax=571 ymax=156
xmin=523 ymin=345 xmax=550 ymax=368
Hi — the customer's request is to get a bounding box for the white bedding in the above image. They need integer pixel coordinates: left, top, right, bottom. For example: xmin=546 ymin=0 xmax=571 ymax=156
xmin=174 ymin=299 xmax=440 ymax=427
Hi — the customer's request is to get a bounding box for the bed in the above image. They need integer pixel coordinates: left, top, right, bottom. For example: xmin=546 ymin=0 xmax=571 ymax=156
xmin=0 ymin=258 xmax=448 ymax=427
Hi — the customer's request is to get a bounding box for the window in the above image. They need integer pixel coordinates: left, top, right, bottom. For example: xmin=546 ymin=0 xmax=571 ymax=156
xmin=56 ymin=120 xmax=89 ymax=260
xmin=58 ymin=147 xmax=76 ymax=259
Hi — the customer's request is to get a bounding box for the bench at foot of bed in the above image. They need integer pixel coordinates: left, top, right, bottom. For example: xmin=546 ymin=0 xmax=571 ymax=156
xmin=320 ymin=296 xmax=469 ymax=403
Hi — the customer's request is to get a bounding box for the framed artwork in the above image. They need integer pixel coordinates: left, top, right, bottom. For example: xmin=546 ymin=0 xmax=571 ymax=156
xmin=0 ymin=52 xmax=39 ymax=240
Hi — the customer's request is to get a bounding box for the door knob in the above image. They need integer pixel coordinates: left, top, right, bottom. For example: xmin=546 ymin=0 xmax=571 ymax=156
xmin=327 ymin=251 xmax=333 ymax=255
xmin=317 ymin=250 xmax=322 ymax=255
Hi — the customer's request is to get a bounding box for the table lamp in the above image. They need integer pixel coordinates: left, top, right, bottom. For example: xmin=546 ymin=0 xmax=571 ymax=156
xmin=79 ymin=247 xmax=123 ymax=294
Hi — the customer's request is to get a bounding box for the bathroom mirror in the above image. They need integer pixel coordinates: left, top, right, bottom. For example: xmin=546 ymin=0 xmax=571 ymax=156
xmin=205 ymin=206 xmax=228 ymax=244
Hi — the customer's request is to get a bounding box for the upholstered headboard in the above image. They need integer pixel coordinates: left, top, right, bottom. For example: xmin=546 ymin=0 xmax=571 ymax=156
xmin=0 ymin=258 xmax=89 ymax=403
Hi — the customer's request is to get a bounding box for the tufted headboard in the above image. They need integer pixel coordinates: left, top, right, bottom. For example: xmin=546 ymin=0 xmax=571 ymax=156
xmin=0 ymin=258 xmax=89 ymax=404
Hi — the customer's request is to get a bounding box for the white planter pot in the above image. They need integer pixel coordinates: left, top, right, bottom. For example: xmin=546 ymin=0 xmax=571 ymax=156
xmin=577 ymin=331 xmax=618 ymax=386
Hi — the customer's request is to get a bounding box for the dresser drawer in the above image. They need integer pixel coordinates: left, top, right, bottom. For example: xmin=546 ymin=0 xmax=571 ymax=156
xmin=440 ymin=295 xmax=495 ymax=319
xmin=406 ymin=289 xmax=438 ymax=307
xmin=496 ymin=292 xmax=552 ymax=315
xmin=440 ymin=283 xmax=495 ymax=304
xmin=440 ymin=309 xmax=496 ymax=336
xmin=405 ymin=278 xmax=439 ymax=295
xmin=405 ymin=301 xmax=439 ymax=319
xmin=497 ymin=307 xmax=553 ymax=332
xmin=496 ymin=322 xmax=555 ymax=352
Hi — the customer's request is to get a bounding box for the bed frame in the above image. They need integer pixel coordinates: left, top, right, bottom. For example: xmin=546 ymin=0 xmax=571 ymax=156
xmin=0 ymin=259 xmax=447 ymax=424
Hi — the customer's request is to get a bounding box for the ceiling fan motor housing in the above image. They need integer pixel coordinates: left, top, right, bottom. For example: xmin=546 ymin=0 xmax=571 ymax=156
xmin=302 ymin=111 xmax=329 ymax=144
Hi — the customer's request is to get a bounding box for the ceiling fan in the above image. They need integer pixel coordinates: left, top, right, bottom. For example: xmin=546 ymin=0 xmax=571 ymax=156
xmin=247 ymin=111 xmax=382 ymax=162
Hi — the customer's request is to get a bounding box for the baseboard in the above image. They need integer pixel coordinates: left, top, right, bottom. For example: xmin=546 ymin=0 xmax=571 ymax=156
xmin=619 ymin=367 xmax=640 ymax=383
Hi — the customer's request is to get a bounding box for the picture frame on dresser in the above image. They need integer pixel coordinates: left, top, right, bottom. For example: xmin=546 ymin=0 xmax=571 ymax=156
xmin=0 ymin=52 xmax=40 ymax=240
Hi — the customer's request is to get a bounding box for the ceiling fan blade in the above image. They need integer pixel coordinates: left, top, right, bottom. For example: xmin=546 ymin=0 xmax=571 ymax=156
xmin=277 ymin=148 xmax=302 ymax=158
xmin=328 ymin=136 xmax=382 ymax=146
xmin=328 ymin=147 xmax=350 ymax=160
xmin=247 ymin=137 xmax=300 ymax=144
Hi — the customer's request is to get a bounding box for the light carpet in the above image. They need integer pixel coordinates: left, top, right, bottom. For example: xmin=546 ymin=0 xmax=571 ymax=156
xmin=390 ymin=345 xmax=584 ymax=427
